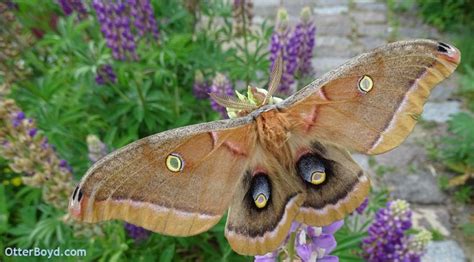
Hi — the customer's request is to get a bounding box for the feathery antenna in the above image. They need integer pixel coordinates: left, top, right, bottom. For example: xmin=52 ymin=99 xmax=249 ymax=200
xmin=264 ymin=54 xmax=283 ymax=104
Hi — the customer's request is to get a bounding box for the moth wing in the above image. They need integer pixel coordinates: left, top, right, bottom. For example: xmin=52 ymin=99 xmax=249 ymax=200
xmin=69 ymin=117 xmax=255 ymax=236
xmin=224 ymin=145 xmax=305 ymax=255
xmin=289 ymin=140 xmax=370 ymax=226
xmin=281 ymin=39 xmax=460 ymax=154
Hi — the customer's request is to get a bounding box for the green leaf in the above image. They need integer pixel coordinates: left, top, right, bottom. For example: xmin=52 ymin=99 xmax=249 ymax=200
xmin=0 ymin=185 xmax=8 ymax=234
xmin=159 ymin=244 xmax=175 ymax=262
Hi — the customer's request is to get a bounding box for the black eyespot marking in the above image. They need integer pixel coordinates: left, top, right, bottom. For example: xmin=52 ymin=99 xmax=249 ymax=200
xmin=72 ymin=186 xmax=79 ymax=200
xmin=250 ymin=173 xmax=271 ymax=209
xmin=439 ymin=42 xmax=450 ymax=49
xmin=296 ymin=153 xmax=326 ymax=185
xmin=77 ymin=189 xmax=83 ymax=202
xmin=437 ymin=42 xmax=451 ymax=53
xmin=437 ymin=45 xmax=448 ymax=53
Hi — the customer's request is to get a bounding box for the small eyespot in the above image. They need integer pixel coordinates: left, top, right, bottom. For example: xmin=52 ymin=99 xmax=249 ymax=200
xmin=251 ymin=174 xmax=270 ymax=209
xmin=297 ymin=153 xmax=326 ymax=185
xmin=166 ymin=153 xmax=184 ymax=172
xmin=72 ymin=185 xmax=79 ymax=200
xmin=77 ymin=189 xmax=83 ymax=201
xmin=358 ymin=75 xmax=373 ymax=93
xmin=437 ymin=45 xmax=448 ymax=53
xmin=438 ymin=42 xmax=450 ymax=49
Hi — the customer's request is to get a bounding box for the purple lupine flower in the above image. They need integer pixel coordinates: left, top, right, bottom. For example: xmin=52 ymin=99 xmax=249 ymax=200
xmin=41 ymin=138 xmax=50 ymax=149
xmin=362 ymin=199 xmax=414 ymax=262
xmin=59 ymin=159 xmax=73 ymax=173
xmin=254 ymin=251 xmax=278 ymax=262
xmin=256 ymin=220 xmax=342 ymax=261
xmin=406 ymin=230 xmax=432 ymax=261
xmin=124 ymin=222 xmax=150 ymax=241
xmin=95 ymin=64 xmax=117 ymax=85
xmin=129 ymin=0 xmax=160 ymax=39
xmin=28 ymin=128 xmax=38 ymax=137
xmin=11 ymin=111 xmax=25 ymax=127
xmin=294 ymin=7 xmax=315 ymax=77
xmin=209 ymin=73 xmax=234 ymax=119
xmin=269 ymin=8 xmax=297 ymax=95
xmin=193 ymin=71 xmax=209 ymax=99
xmin=57 ymin=0 xmax=87 ymax=19
xmin=92 ymin=0 xmax=159 ymax=61
xmin=295 ymin=220 xmax=342 ymax=262
xmin=355 ymin=198 xmax=369 ymax=214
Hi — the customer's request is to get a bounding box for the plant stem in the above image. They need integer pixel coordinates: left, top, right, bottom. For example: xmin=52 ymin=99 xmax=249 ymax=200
xmin=111 ymin=84 xmax=130 ymax=102
xmin=240 ymin=0 xmax=251 ymax=87
xmin=288 ymin=231 xmax=297 ymax=261
xmin=135 ymin=80 xmax=146 ymax=108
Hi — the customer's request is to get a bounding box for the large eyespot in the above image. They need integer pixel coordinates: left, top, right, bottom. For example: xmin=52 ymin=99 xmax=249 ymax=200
xmin=358 ymin=75 xmax=373 ymax=93
xmin=166 ymin=153 xmax=184 ymax=172
xmin=251 ymin=174 xmax=271 ymax=209
xmin=296 ymin=153 xmax=326 ymax=185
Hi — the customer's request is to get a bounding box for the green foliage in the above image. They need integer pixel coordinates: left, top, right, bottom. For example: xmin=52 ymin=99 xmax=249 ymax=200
xmin=416 ymin=0 xmax=474 ymax=32
xmin=2 ymin=0 xmax=269 ymax=260
xmin=459 ymin=65 xmax=474 ymax=111
xmin=460 ymin=222 xmax=474 ymax=237
xmin=453 ymin=185 xmax=473 ymax=203
xmin=441 ymin=113 xmax=474 ymax=174
xmin=429 ymin=229 xmax=445 ymax=241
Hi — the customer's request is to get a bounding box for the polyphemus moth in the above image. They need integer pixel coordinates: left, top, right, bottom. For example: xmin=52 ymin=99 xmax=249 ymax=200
xmin=69 ymin=39 xmax=460 ymax=255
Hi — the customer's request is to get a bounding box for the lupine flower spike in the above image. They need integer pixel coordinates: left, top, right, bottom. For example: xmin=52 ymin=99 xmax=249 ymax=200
xmin=269 ymin=8 xmax=297 ymax=95
xmin=362 ymin=199 xmax=431 ymax=262
xmin=57 ymin=0 xmax=88 ymax=19
xmin=95 ymin=64 xmax=117 ymax=85
xmin=355 ymin=197 xmax=369 ymax=214
xmin=232 ymin=0 xmax=254 ymax=36
xmin=0 ymin=99 xmax=103 ymax=237
xmin=293 ymin=7 xmax=316 ymax=77
xmin=124 ymin=223 xmax=151 ymax=242
xmin=193 ymin=70 xmax=210 ymax=99
xmin=92 ymin=0 xmax=159 ymax=61
xmin=87 ymin=134 xmax=108 ymax=163
xmin=209 ymin=73 xmax=234 ymax=118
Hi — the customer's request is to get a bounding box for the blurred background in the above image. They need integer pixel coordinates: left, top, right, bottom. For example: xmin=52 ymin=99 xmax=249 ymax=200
xmin=0 ymin=0 xmax=473 ymax=261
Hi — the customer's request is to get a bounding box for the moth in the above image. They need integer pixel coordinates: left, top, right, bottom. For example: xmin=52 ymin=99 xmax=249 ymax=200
xmin=69 ymin=39 xmax=460 ymax=255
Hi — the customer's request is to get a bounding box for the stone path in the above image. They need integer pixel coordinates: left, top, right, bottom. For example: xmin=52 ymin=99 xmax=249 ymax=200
xmin=253 ymin=0 xmax=468 ymax=260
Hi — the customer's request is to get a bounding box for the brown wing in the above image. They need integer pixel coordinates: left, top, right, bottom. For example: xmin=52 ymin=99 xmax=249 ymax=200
xmin=290 ymin=140 xmax=370 ymax=226
xmin=69 ymin=117 xmax=256 ymax=236
xmin=224 ymin=145 xmax=305 ymax=255
xmin=224 ymin=137 xmax=370 ymax=255
xmin=281 ymin=39 xmax=460 ymax=154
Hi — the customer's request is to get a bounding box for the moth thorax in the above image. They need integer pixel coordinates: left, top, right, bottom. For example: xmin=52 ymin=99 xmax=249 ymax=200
xmin=256 ymin=110 xmax=291 ymax=155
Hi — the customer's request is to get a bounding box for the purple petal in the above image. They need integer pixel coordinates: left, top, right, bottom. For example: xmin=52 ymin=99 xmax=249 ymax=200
xmin=312 ymin=234 xmax=337 ymax=255
xmin=318 ymin=255 xmax=339 ymax=262
xmin=254 ymin=251 xmax=277 ymax=262
xmin=322 ymin=220 xmax=344 ymax=235
xmin=290 ymin=221 xmax=301 ymax=233
xmin=296 ymin=244 xmax=312 ymax=261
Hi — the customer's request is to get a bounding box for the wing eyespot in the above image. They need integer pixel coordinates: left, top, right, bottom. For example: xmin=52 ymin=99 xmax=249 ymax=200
xmin=166 ymin=153 xmax=184 ymax=172
xmin=358 ymin=75 xmax=374 ymax=93
xmin=296 ymin=153 xmax=327 ymax=185
xmin=250 ymin=174 xmax=271 ymax=209
xmin=72 ymin=185 xmax=79 ymax=200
